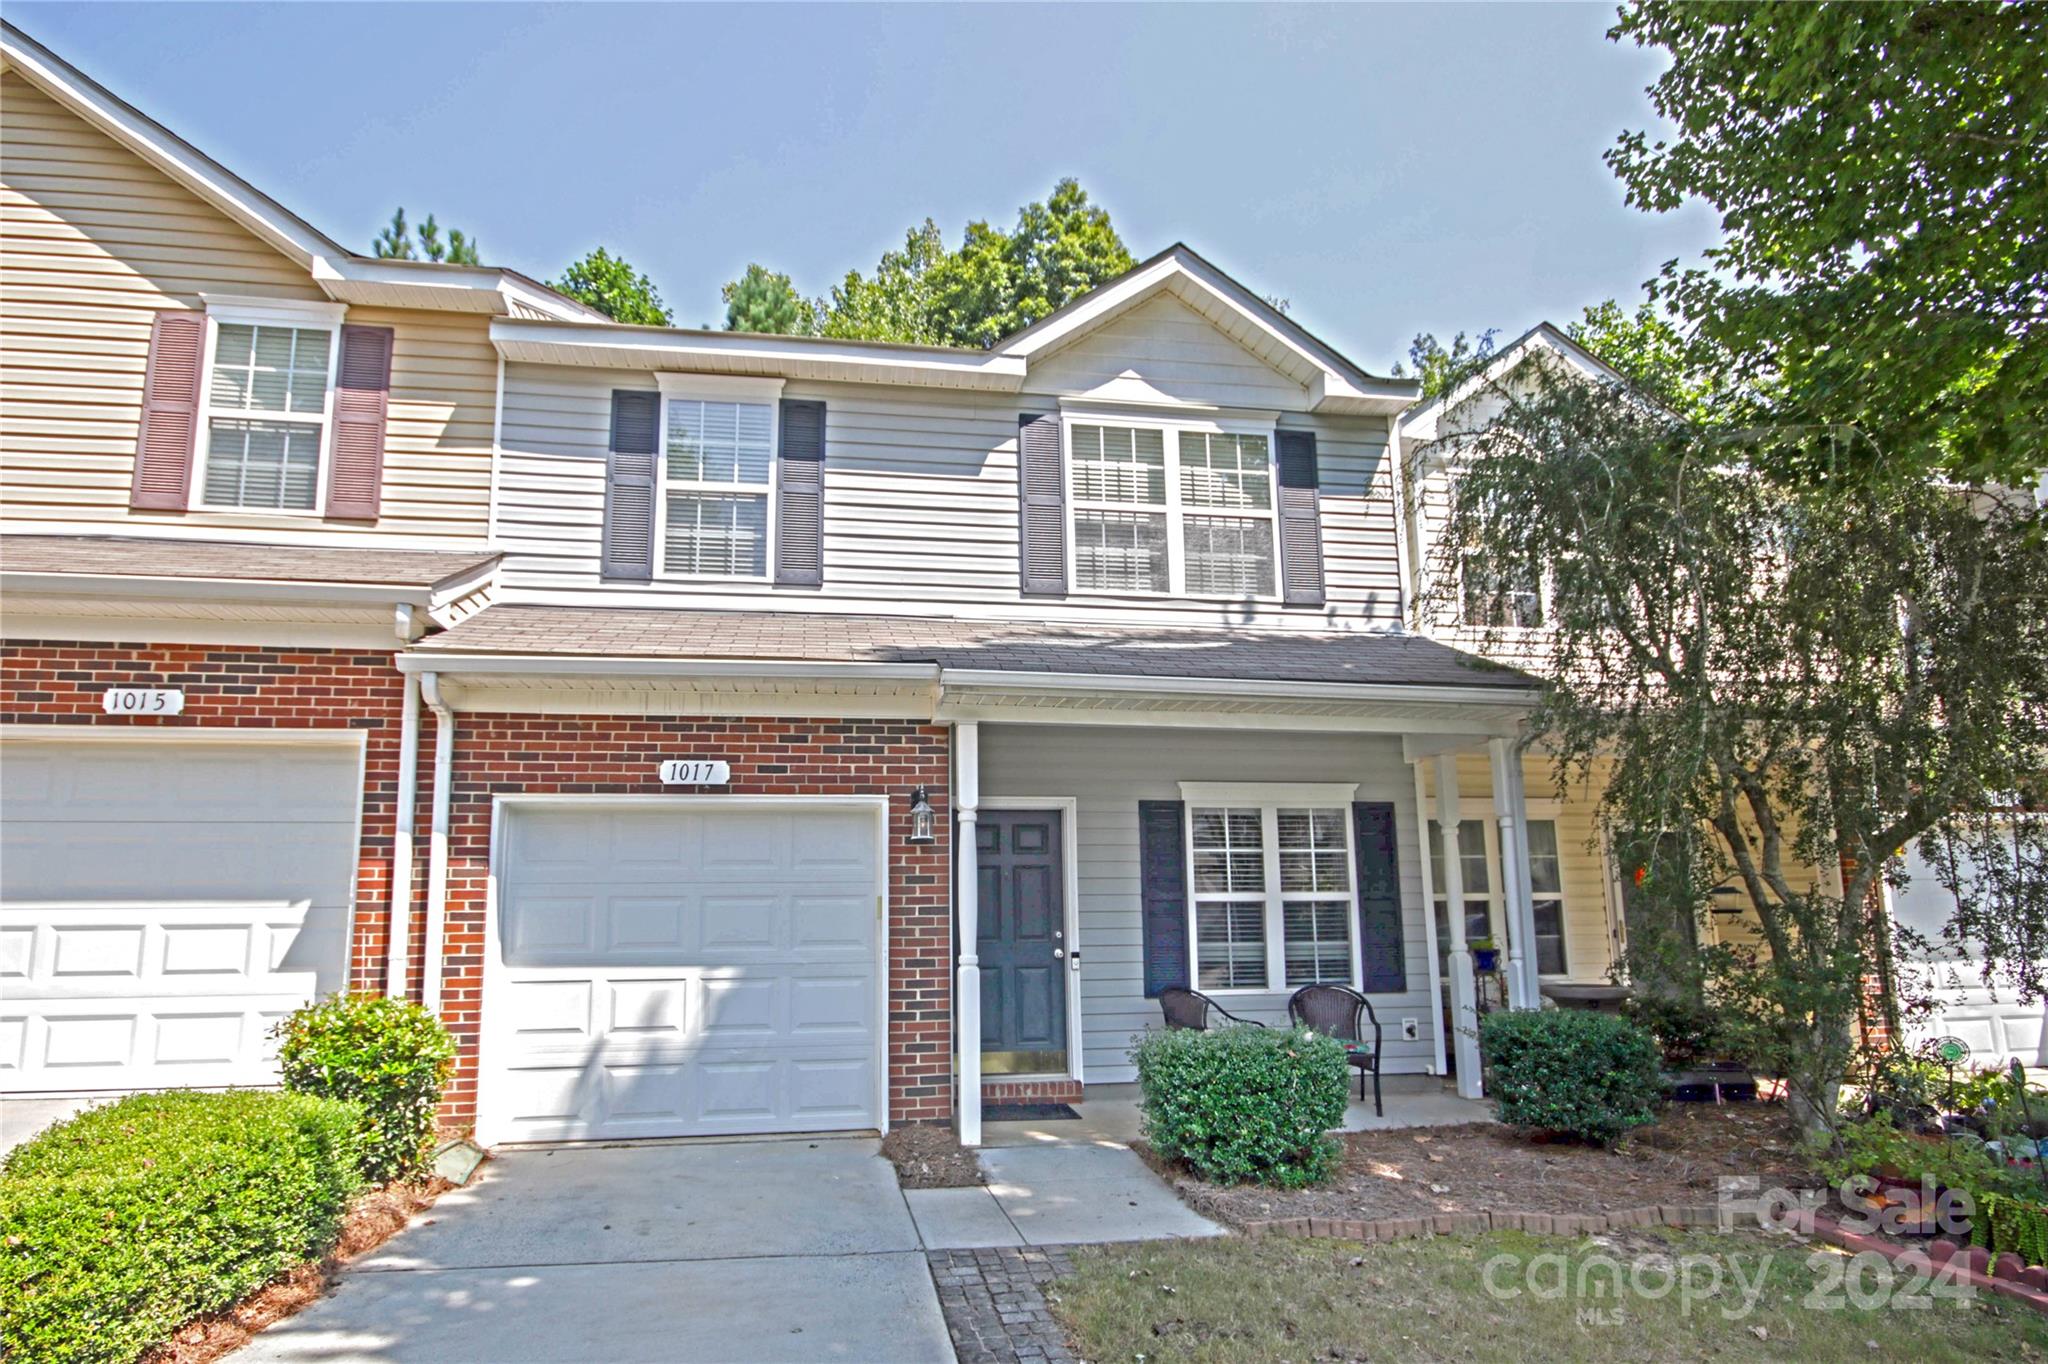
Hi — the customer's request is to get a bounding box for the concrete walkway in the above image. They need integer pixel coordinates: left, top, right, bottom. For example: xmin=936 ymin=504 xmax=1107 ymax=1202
xmin=236 ymin=1138 xmax=954 ymax=1364
xmin=980 ymin=1076 xmax=1492 ymax=1150
xmin=904 ymin=1143 xmax=1223 ymax=1250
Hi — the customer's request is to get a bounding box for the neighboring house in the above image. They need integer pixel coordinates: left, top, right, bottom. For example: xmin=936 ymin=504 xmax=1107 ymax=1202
xmin=1887 ymin=832 xmax=2047 ymax=1070
xmin=1 ymin=24 xmax=1568 ymax=1148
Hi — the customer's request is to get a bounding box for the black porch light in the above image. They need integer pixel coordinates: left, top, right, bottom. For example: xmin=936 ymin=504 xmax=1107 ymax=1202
xmin=906 ymin=786 xmax=937 ymax=845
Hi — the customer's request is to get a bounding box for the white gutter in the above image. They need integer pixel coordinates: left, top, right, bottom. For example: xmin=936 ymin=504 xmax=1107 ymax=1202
xmin=0 ymin=572 xmax=450 ymax=608
xmin=419 ymin=671 xmax=456 ymax=1017
xmin=386 ymin=605 xmax=424 ymax=998
xmin=935 ymin=669 xmax=1540 ymax=708
xmin=395 ymin=654 xmax=941 ymax=683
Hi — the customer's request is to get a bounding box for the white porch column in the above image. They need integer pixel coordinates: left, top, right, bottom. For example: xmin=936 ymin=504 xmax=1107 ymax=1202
xmin=1435 ymin=753 xmax=1484 ymax=1098
xmin=1489 ymin=737 xmax=1540 ymax=1010
xmin=953 ymin=721 xmax=982 ymax=1148
xmin=1412 ymin=762 xmax=1448 ymax=1078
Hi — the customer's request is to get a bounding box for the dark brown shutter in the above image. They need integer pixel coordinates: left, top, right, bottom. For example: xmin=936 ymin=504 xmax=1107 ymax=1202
xmin=601 ymin=389 xmax=660 ymax=581
xmin=1353 ymin=801 xmax=1406 ymax=993
xmin=775 ymin=398 xmax=825 ymax=587
xmin=1017 ymin=412 xmax=1067 ymax=596
xmin=324 ymin=324 xmax=395 ymax=519
xmin=1139 ymin=800 xmax=1191 ymax=997
xmin=130 ymin=310 xmax=206 ymax=510
xmin=1275 ymin=428 xmax=1326 ymax=607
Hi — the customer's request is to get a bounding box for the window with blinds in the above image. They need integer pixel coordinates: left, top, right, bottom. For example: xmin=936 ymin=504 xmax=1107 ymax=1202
xmin=200 ymin=323 xmax=333 ymax=511
xmin=662 ymin=399 xmax=774 ymax=576
xmin=1068 ymin=421 xmax=1281 ymax=597
xmin=1191 ymin=804 xmax=1356 ymax=991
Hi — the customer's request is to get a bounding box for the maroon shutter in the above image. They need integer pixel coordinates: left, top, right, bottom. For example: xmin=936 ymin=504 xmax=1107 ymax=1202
xmin=129 ymin=310 xmax=206 ymax=510
xmin=325 ymin=324 xmax=395 ymax=520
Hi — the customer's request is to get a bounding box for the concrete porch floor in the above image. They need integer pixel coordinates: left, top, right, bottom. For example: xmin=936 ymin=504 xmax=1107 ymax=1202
xmin=980 ymin=1074 xmax=1493 ymax=1150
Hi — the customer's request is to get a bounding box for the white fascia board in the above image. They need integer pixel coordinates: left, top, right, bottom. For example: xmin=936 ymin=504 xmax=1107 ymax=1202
xmin=0 ymin=571 xmax=439 ymax=609
xmin=318 ymin=260 xmax=603 ymax=321
xmin=1 ymin=27 xmax=337 ymax=272
xmin=490 ymin=318 xmax=1025 ymax=390
xmin=395 ymin=653 xmax=942 ymax=685
xmin=1399 ymin=323 xmax=1642 ymax=439
xmin=997 ymin=255 xmax=1185 ymax=358
xmin=935 ymin=667 xmax=1538 ymax=708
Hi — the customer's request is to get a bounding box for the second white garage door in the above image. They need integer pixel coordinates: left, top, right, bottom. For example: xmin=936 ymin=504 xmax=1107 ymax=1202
xmin=481 ymin=802 xmax=883 ymax=1144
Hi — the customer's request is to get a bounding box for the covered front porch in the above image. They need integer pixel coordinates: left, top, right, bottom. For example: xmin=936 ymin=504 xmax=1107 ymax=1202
xmin=945 ymin=668 xmax=1568 ymax=1146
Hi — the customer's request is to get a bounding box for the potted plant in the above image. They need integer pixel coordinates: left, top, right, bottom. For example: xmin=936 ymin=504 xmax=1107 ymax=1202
xmin=1470 ymin=937 xmax=1500 ymax=973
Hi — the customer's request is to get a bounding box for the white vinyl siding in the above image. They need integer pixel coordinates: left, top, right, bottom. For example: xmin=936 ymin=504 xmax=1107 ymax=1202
xmin=493 ymin=355 xmax=1401 ymax=630
xmin=979 ymin=725 xmax=1436 ymax=1083
xmin=0 ymin=72 xmax=499 ymax=545
xmin=661 ymin=398 xmax=774 ymax=578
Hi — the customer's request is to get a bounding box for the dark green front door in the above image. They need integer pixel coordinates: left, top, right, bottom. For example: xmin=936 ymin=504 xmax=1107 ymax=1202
xmin=977 ymin=809 xmax=1067 ymax=1075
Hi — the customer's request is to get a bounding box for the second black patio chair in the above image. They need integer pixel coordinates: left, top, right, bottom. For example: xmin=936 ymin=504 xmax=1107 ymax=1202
xmin=1158 ymin=986 xmax=1267 ymax=1031
xmin=1288 ymin=983 xmax=1384 ymax=1116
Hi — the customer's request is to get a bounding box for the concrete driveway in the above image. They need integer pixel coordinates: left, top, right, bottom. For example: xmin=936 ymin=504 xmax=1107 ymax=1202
xmin=237 ymin=1137 xmax=954 ymax=1364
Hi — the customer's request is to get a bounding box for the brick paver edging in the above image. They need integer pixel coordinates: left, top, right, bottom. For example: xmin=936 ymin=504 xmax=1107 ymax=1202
xmin=1811 ymin=1214 xmax=2048 ymax=1314
xmin=928 ymin=1246 xmax=1077 ymax=1364
xmin=1241 ymin=1203 xmax=1721 ymax=1241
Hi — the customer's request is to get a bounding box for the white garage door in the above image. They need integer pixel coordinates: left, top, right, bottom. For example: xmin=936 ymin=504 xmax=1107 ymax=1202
xmin=1 ymin=736 xmax=360 ymax=1094
xmin=1890 ymin=843 xmax=2047 ymax=1070
xmin=482 ymin=803 xmax=882 ymax=1144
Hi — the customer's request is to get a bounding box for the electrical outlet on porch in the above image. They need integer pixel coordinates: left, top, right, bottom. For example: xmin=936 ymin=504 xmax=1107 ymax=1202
xmin=1401 ymin=1018 xmax=1420 ymax=1041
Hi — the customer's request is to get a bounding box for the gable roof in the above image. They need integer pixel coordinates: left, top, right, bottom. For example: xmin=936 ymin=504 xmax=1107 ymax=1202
xmin=490 ymin=243 xmax=1419 ymax=411
xmin=0 ymin=21 xmax=604 ymax=323
xmin=1399 ymin=322 xmax=1636 ymax=443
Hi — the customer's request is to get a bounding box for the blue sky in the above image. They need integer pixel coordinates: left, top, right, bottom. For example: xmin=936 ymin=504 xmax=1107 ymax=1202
xmin=10 ymin=1 xmax=1718 ymax=373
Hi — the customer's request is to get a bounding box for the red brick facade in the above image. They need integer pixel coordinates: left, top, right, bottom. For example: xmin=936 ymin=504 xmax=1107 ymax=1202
xmin=1 ymin=644 xmax=962 ymax=1133
xmin=0 ymin=640 xmax=409 ymax=991
xmin=982 ymin=1077 xmax=1085 ymax=1106
xmin=432 ymin=714 xmax=954 ymax=1130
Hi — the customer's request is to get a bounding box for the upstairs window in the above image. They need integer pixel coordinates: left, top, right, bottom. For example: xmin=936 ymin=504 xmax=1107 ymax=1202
xmin=661 ymin=397 xmax=774 ymax=577
xmin=1068 ymin=419 xmax=1280 ymax=598
xmin=199 ymin=319 xmax=336 ymax=511
xmin=1460 ymin=552 xmax=1544 ymax=628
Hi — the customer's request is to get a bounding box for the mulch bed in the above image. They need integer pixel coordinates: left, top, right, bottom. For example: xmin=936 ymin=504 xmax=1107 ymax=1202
xmin=883 ymin=1122 xmax=986 ymax=1188
xmin=141 ymin=1177 xmax=453 ymax=1364
xmin=1143 ymin=1103 xmax=1816 ymax=1232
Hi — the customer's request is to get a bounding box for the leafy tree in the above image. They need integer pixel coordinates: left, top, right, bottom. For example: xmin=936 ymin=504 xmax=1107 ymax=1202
xmin=1565 ymin=299 xmax=1719 ymax=421
xmin=1394 ymin=329 xmax=1497 ymax=401
xmin=372 ymin=207 xmax=480 ymax=265
xmin=734 ymin=179 xmax=1136 ymax=349
xmin=1433 ymin=368 xmax=2048 ymax=1135
xmin=551 ymin=248 xmax=672 ymax=326
xmin=722 ymin=263 xmax=819 ymax=335
xmin=1608 ymin=1 xmax=2048 ymax=483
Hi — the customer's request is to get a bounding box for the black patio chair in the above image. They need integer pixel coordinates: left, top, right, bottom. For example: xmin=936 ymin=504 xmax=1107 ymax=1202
xmin=1288 ymin=983 xmax=1384 ymax=1116
xmin=1158 ymin=986 xmax=1267 ymax=1032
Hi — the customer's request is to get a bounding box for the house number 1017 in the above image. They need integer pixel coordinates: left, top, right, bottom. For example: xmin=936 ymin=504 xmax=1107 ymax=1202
xmin=659 ymin=759 xmax=731 ymax=786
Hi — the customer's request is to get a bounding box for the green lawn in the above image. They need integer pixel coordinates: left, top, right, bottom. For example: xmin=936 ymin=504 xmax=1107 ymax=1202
xmin=1051 ymin=1230 xmax=2048 ymax=1364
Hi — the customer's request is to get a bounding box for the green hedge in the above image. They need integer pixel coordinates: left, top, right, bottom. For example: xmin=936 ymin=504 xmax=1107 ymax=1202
xmin=1480 ymin=1008 xmax=1664 ymax=1145
xmin=1134 ymin=1025 xmax=1350 ymax=1187
xmin=274 ymin=992 xmax=456 ymax=1182
xmin=0 ymin=1089 xmax=363 ymax=1364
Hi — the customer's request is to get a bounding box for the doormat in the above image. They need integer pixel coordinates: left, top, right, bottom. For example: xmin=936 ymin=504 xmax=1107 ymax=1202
xmin=983 ymin=1102 xmax=1081 ymax=1121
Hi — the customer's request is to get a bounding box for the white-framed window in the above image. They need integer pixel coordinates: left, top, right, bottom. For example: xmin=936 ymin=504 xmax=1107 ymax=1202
xmin=1429 ymin=815 xmax=1570 ymax=977
xmin=193 ymin=297 xmax=345 ymax=513
xmin=1067 ymin=416 xmax=1280 ymax=598
xmin=655 ymin=376 xmax=781 ymax=579
xmin=1183 ymin=784 xmax=1360 ymax=992
xmin=1459 ymin=551 xmax=1545 ymax=628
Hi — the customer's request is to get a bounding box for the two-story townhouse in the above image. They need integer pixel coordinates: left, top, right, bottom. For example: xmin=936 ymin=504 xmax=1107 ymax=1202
xmin=0 ymin=22 xmax=600 ymax=1108
xmin=0 ymin=24 xmax=1571 ymax=1147
xmin=1399 ymin=324 xmax=2047 ymax=1073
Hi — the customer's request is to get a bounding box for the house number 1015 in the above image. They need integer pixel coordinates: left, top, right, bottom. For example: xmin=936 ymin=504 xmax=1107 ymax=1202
xmin=659 ymin=759 xmax=731 ymax=786
xmin=101 ymin=688 xmax=184 ymax=716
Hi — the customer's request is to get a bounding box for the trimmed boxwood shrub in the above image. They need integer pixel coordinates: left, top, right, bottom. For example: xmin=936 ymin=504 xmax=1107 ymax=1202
xmin=274 ymin=992 xmax=457 ymax=1182
xmin=1480 ymin=1008 xmax=1664 ymax=1144
xmin=1133 ymin=1025 xmax=1349 ymax=1187
xmin=0 ymin=1089 xmax=362 ymax=1364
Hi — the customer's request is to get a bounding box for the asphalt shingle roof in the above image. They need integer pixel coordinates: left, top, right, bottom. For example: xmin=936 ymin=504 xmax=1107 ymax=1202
xmin=1 ymin=535 xmax=501 ymax=589
xmin=411 ymin=604 xmax=1531 ymax=691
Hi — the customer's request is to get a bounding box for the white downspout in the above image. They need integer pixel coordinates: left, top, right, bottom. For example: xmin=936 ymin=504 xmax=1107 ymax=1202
xmin=954 ymin=720 xmax=982 ymax=1147
xmin=420 ymin=671 xmax=455 ymax=1018
xmin=386 ymin=604 xmax=423 ymax=998
xmin=1386 ymin=411 xmax=1417 ymax=632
